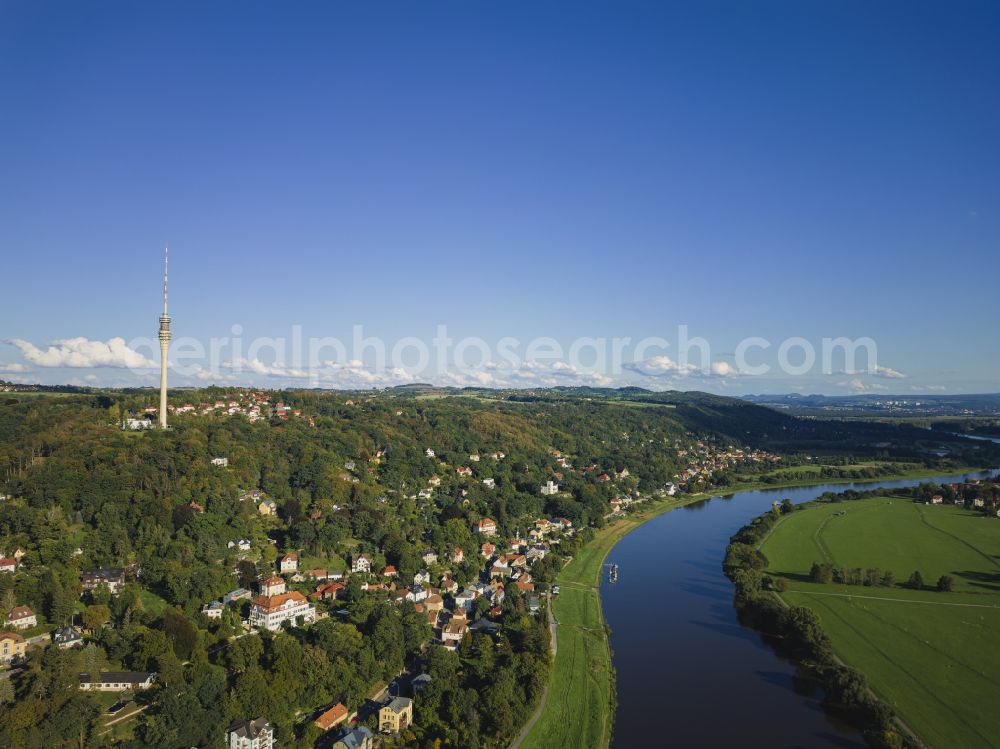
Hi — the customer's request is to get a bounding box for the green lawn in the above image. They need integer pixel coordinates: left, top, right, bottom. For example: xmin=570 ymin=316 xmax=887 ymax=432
xmin=297 ymin=554 xmax=347 ymax=573
xmin=139 ymin=589 xmax=170 ymax=616
xmin=761 ymin=498 xmax=1000 ymax=749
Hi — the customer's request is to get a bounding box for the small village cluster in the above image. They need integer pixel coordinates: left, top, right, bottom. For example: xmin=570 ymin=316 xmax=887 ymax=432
xmin=672 ymin=439 xmax=782 ymax=489
xmin=122 ymin=390 xmax=316 ymax=430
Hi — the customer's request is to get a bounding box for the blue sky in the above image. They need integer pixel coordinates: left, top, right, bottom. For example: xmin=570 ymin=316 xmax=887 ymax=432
xmin=1 ymin=1 xmax=997 ymax=393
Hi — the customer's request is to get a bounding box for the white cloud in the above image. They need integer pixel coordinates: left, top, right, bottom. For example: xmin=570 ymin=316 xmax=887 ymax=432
xmin=871 ymin=365 xmax=906 ymax=379
xmin=623 ymin=355 xmax=698 ymax=377
xmin=9 ymin=337 xmax=157 ymax=369
xmin=840 ymin=378 xmax=888 ymax=393
xmin=625 ymin=356 xmax=743 ymax=379
xmin=0 ymin=362 xmax=29 ymax=373
xmin=710 ymin=361 xmax=740 ymax=377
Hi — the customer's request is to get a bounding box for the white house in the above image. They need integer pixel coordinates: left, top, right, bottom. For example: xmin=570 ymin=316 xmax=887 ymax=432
xmin=475 ymin=518 xmax=497 ymax=536
xmin=227 ymin=717 xmax=275 ymax=749
xmin=211 ymin=457 xmax=229 ymax=467
xmin=249 ymin=592 xmax=316 ymax=631
xmin=279 ymin=553 xmax=298 ymax=573
xmin=79 ymin=671 xmax=156 ymax=692
xmin=7 ymin=605 xmax=36 ymax=630
xmin=351 ymin=553 xmax=372 ymax=573
xmin=540 ymin=480 xmax=559 ymax=496
xmin=201 ymin=601 xmax=225 ymax=619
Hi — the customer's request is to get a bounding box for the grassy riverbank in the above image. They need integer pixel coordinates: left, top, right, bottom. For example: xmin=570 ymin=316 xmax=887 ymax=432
xmin=714 ymin=463 xmax=985 ymax=496
xmin=517 ymin=463 xmax=988 ymax=749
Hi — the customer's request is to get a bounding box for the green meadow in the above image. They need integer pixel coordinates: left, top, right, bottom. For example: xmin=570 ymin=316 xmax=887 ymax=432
xmin=762 ymin=497 xmax=1000 ymax=749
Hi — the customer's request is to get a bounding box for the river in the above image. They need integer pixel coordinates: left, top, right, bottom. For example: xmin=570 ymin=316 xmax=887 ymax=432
xmin=603 ymin=468 xmax=1000 ymax=749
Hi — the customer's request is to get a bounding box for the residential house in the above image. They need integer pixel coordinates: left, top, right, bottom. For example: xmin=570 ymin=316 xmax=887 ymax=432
xmin=279 ymin=553 xmax=298 ymax=573
xmin=480 ymin=542 xmax=495 ymax=558
xmin=454 ymin=589 xmax=477 ymax=612
xmin=420 ymin=549 xmax=438 ymax=566
xmin=314 ymin=582 xmax=345 ymax=601
xmin=475 ymin=518 xmax=497 ymax=536
xmin=428 ymin=475 xmax=441 ymax=487
xmin=541 ymin=480 xmax=559 ymax=495
xmin=424 ymin=593 xmax=445 ymax=615
xmin=226 ymin=717 xmax=275 ymax=749
xmin=52 ymin=626 xmax=83 ymax=649
xmin=260 ymin=576 xmax=286 ymax=597
xmin=413 ymin=570 xmax=431 ymax=585
xmin=490 ymin=557 xmax=511 ymax=578
xmin=482 ymin=478 xmax=495 ymax=488
xmin=314 ymin=703 xmax=349 ymax=733
xmin=258 ymin=499 xmax=278 ymax=516
xmin=425 ymin=448 xmax=435 ymax=458
xmin=382 ymin=565 xmax=398 ymax=578
xmin=224 ymin=588 xmax=252 ymax=604
xmin=351 ymin=553 xmax=372 ymax=573
xmin=331 ymin=727 xmax=374 ymax=749
xmin=201 ymin=601 xmax=225 ymax=619
xmin=228 ymin=539 xmax=253 ymax=552
xmin=79 ymin=671 xmax=156 ymax=691
xmin=438 ymin=575 xmax=458 ymax=595
xmin=0 ymin=558 xmax=15 ymax=574
xmin=456 ymin=466 xmax=473 ymax=477
xmin=441 ymin=612 xmax=469 ymax=648
xmin=249 ymin=592 xmax=316 ymax=631
xmin=451 ymin=547 xmax=464 ymax=564
xmin=379 ymin=696 xmax=413 ymax=733
xmin=0 ymin=632 xmax=25 ymax=663
xmin=930 ymin=495 xmax=944 ymax=505
xmin=81 ymin=568 xmax=125 ymax=595
xmin=7 ymin=605 xmax=36 ymax=630
xmin=211 ymin=457 xmax=229 ymax=467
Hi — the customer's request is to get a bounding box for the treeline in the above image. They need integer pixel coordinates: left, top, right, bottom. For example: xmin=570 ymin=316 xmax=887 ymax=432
xmin=724 ymin=506 xmax=917 ymax=749
xmin=809 ymin=563 xmax=954 ymax=592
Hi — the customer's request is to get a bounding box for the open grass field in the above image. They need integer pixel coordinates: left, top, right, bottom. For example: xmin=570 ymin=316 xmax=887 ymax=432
xmin=761 ymin=497 xmax=1000 ymax=749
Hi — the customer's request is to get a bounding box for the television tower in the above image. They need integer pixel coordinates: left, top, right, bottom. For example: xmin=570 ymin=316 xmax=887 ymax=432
xmin=158 ymin=245 xmax=171 ymax=429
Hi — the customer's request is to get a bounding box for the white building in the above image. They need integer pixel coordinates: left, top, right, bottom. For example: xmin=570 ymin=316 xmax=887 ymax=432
xmin=540 ymin=480 xmax=559 ymax=495
xmin=227 ymin=717 xmax=275 ymax=749
xmin=79 ymin=671 xmax=156 ymax=692
xmin=249 ymin=592 xmax=316 ymax=631
xmin=211 ymin=457 xmax=229 ymax=467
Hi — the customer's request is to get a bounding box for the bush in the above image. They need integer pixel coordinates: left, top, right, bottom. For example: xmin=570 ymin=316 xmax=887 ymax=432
xmin=936 ymin=574 xmax=954 ymax=592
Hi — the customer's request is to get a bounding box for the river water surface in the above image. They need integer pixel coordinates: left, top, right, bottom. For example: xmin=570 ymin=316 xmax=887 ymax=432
xmin=603 ymin=468 xmax=1000 ymax=749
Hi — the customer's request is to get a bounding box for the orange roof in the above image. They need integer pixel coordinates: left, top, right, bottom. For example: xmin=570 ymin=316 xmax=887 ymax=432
xmin=0 ymin=631 xmax=24 ymax=643
xmin=314 ymin=702 xmax=348 ymax=730
xmin=251 ymin=591 xmax=307 ymax=613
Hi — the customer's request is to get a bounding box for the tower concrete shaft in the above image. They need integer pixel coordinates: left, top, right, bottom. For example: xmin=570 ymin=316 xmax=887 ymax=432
xmin=158 ymin=245 xmax=171 ymax=429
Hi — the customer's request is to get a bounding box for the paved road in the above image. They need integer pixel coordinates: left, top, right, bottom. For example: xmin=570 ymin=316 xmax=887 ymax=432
xmin=508 ymin=593 xmax=557 ymax=749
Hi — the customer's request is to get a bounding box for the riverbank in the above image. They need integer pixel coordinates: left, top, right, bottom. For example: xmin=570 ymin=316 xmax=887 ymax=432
xmin=701 ymin=463 xmax=986 ymax=497
xmin=516 ymin=464 xmax=989 ymax=749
